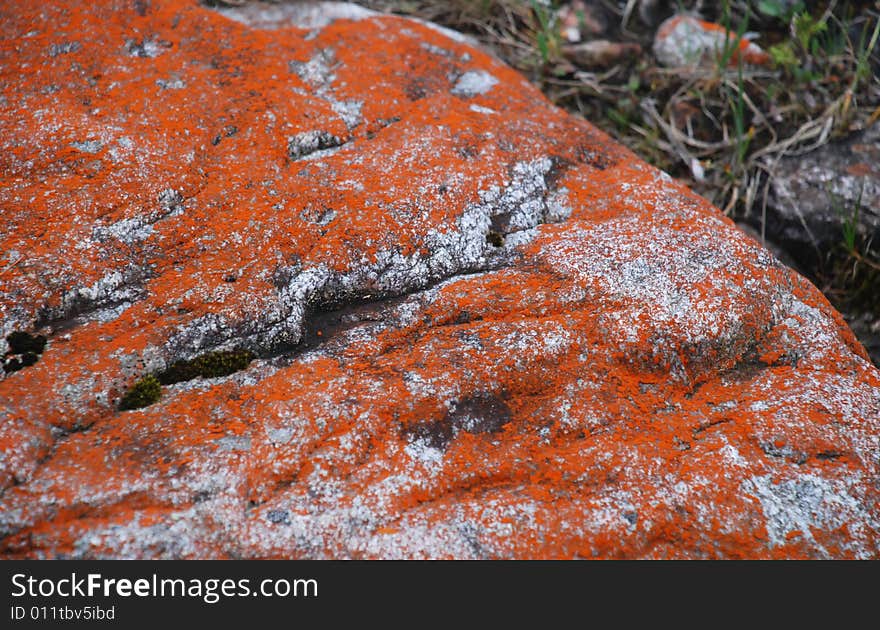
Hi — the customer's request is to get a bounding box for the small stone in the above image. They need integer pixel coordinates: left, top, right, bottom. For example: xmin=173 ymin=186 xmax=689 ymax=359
xmin=654 ymin=15 xmax=770 ymax=68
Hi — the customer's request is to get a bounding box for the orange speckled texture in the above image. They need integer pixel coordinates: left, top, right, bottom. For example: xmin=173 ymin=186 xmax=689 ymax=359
xmin=1 ymin=1 xmax=878 ymax=559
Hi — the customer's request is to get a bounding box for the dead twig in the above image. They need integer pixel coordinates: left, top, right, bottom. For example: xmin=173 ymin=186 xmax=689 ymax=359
xmin=0 ymin=255 xmax=23 ymax=278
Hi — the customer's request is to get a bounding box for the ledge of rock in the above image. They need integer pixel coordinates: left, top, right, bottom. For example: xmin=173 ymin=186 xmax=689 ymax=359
xmin=1 ymin=0 xmax=878 ymax=559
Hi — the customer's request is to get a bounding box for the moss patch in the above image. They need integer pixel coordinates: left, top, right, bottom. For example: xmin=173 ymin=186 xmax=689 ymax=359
xmin=117 ymin=349 xmax=255 ymax=412
xmin=157 ymin=349 xmax=255 ymax=385
xmin=119 ymin=374 xmax=162 ymax=411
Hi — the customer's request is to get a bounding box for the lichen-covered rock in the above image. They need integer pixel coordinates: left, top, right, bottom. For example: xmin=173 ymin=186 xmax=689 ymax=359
xmin=761 ymin=123 xmax=880 ymax=365
xmin=766 ymin=123 xmax=880 ymax=264
xmin=1 ymin=0 xmax=878 ymax=559
xmin=653 ymin=14 xmax=770 ymax=68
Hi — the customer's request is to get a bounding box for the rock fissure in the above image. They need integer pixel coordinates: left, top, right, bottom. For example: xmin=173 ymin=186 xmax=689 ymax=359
xmin=161 ymin=157 xmax=568 ymax=364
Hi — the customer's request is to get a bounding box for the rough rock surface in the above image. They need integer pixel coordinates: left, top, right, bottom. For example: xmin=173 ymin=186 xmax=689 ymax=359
xmin=767 ymin=123 xmax=880 ymax=265
xmin=1 ymin=0 xmax=879 ymax=559
xmin=653 ymin=14 xmax=770 ymax=68
xmin=763 ymin=123 xmax=880 ymax=364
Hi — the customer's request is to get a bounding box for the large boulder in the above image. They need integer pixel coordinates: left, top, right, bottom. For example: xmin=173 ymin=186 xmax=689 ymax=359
xmin=1 ymin=0 xmax=878 ymax=559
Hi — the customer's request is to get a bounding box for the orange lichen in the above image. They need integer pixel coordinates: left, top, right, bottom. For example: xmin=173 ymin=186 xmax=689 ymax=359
xmin=0 ymin=0 xmax=877 ymax=560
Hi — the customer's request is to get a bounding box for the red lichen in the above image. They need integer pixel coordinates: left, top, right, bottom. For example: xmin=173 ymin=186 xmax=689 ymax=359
xmin=0 ymin=0 xmax=877 ymax=559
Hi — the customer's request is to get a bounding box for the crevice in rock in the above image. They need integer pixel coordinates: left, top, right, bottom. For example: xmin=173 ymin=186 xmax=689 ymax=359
xmin=692 ymin=417 xmax=733 ymax=436
xmin=116 ymin=350 xmax=256 ymax=412
xmin=26 ymin=189 xmax=187 ymax=338
xmin=760 ymin=442 xmax=849 ymax=466
xmin=760 ymin=441 xmax=808 ymax=465
xmin=815 ymin=450 xmax=843 ymax=461
xmin=544 ymin=154 xmax=576 ymax=189
xmin=157 ymin=349 xmax=256 ymax=385
xmin=211 ymin=124 xmax=239 ymax=146
xmin=288 ymin=116 xmax=402 ymax=162
xmin=163 ymin=157 xmax=570 ymax=365
xmin=264 ymin=265 xmax=500 ymax=362
xmin=32 ymin=266 xmax=153 ymax=335
xmin=49 ymin=420 xmax=95 ymax=442
xmin=578 ymin=145 xmax=617 ymax=171
xmin=365 ymin=116 xmax=401 ymax=139
xmin=715 ymin=345 xmax=800 ymax=388
xmin=720 ymin=354 xmax=769 ymax=384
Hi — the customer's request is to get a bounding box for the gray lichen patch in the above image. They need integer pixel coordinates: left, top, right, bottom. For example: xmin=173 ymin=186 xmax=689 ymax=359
xmin=288 ymin=50 xmax=364 ymax=129
xmin=287 ymin=130 xmax=347 ymax=161
xmin=92 ymin=217 xmax=155 ymax=244
xmin=70 ymin=140 xmax=103 ymax=154
xmin=156 ymin=77 xmax=186 ymax=90
xmin=451 ymin=70 xmax=498 ymax=98
xmin=124 ymin=36 xmax=169 ymax=58
xmin=216 ymin=1 xmax=376 ymax=31
xmin=744 ymin=474 xmax=872 ymax=558
xmin=331 ymin=99 xmax=363 ymax=130
xmin=48 ymin=41 xmax=81 ymax=57
xmin=91 ymin=188 xmax=184 ymax=245
xmin=215 ymin=436 xmax=252 ymax=452
xmin=289 ymin=50 xmax=337 ymax=89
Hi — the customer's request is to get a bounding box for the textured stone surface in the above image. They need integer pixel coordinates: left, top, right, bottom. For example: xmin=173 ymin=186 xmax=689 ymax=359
xmin=767 ymin=123 xmax=880 ymax=263
xmin=1 ymin=0 xmax=878 ymax=559
xmin=763 ymin=123 xmax=880 ymax=364
xmin=653 ymin=14 xmax=770 ymax=68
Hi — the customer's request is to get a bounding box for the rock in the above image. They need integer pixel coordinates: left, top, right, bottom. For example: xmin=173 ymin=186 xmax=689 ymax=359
xmin=765 ymin=124 xmax=880 ymax=265
xmin=760 ymin=123 xmax=880 ymax=366
xmin=0 ymin=0 xmax=878 ymax=559
xmin=653 ymin=14 xmax=770 ymax=68
xmin=215 ymin=0 xmax=376 ymax=30
xmin=563 ymin=40 xmax=643 ymax=69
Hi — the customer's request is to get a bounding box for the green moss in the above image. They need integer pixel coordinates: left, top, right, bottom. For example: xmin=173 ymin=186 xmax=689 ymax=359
xmin=116 ymin=350 xmax=254 ymax=411
xmin=157 ymin=349 xmax=255 ymax=385
xmin=119 ymin=374 xmax=162 ymax=411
